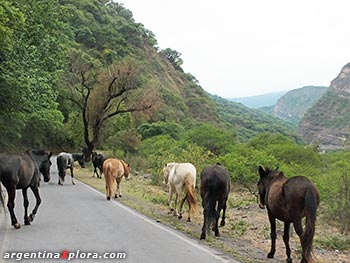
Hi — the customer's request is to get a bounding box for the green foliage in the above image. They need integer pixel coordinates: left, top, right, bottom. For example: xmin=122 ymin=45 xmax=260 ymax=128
xmin=185 ymin=123 xmax=236 ymax=155
xmin=137 ymin=122 xmax=184 ymax=140
xmin=0 ymin=0 xmax=67 ymax=150
xmin=136 ymin=135 xmax=217 ymax=185
xmin=160 ymin=48 xmax=184 ymax=71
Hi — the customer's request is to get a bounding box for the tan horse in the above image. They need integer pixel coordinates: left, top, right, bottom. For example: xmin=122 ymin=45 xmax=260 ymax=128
xmin=103 ymin=158 xmax=130 ymax=200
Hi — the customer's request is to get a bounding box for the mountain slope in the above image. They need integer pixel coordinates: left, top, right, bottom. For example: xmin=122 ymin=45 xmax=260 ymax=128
xmin=298 ymin=63 xmax=350 ymax=150
xmin=229 ymin=91 xmax=287 ymax=108
xmin=211 ymin=95 xmax=297 ymax=142
xmin=57 ymin=0 xmax=297 ymax=146
xmin=272 ymin=86 xmax=328 ymax=124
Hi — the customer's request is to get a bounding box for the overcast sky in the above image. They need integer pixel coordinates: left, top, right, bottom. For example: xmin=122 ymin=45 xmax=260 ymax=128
xmin=118 ymin=0 xmax=350 ymax=98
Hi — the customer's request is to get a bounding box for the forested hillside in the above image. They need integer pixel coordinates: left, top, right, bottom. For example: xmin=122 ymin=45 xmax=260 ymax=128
xmin=0 ymin=0 xmax=296 ymax=153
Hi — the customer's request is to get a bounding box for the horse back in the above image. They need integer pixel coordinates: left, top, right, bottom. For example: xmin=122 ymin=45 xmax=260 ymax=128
xmin=17 ymin=152 xmax=39 ymax=189
xmin=103 ymin=158 xmax=124 ymax=179
xmin=200 ymin=165 xmax=230 ymax=200
xmin=283 ymin=176 xmax=320 ymax=208
xmin=0 ymin=154 xmax=20 ymax=185
xmin=171 ymin=163 xmax=196 ymax=185
xmin=268 ymin=176 xmax=320 ymax=221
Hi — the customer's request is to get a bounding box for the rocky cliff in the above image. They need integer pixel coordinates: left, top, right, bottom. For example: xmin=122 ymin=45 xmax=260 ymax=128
xmin=298 ymin=63 xmax=350 ymax=150
xmin=273 ymin=86 xmax=328 ymax=124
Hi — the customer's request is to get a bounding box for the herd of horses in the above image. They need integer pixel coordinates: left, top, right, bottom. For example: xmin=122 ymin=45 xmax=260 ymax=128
xmin=0 ymin=149 xmax=320 ymax=263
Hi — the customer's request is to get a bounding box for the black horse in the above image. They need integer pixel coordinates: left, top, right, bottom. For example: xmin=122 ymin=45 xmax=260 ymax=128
xmin=92 ymin=152 xmax=104 ymax=178
xmin=0 ymin=150 xmax=52 ymax=229
xmin=57 ymin=152 xmax=85 ymax=185
xmin=200 ymin=164 xmax=231 ymax=240
xmin=258 ymin=166 xmax=320 ymax=263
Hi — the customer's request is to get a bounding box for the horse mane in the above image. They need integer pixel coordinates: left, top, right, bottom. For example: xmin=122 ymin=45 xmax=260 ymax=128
xmin=120 ymin=160 xmax=130 ymax=176
xmin=263 ymin=166 xmax=284 ymax=177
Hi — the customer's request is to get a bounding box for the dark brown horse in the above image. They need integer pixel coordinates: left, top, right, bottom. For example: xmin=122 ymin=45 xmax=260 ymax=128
xmin=0 ymin=150 xmax=52 ymax=229
xmin=200 ymin=164 xmax=231 ymax=240
xmin=258 ymin=166 xmax=320 ymax=263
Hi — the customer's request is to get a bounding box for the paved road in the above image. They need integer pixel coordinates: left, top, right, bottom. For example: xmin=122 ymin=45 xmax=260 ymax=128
xmin=0 ymin=158 xmax=240 ymax=263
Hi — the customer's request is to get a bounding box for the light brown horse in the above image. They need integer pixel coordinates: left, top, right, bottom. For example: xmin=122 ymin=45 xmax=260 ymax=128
xmin=258 ymin=166 xmax=320 ymax=263
xmin=103 ymin=158 xmax=130 ymax=200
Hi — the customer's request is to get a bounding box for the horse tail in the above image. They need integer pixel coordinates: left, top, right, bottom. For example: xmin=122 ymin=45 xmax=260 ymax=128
xmin=184 ymin=174 xmax=197 ymax=214
xmin=0 ymin=183 xmax=4 ymax=209
xmin=302 ymin=187 xmax=319 ymax=263
xmin=105 ymin=163 xmax=115 ymax=199
xmin=56 ymin=156 xmax=65 ymax=182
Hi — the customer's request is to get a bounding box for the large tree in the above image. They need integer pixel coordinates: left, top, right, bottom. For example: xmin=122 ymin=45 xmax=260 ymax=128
xmin=64 ymin=50 xmax=154 ymax=159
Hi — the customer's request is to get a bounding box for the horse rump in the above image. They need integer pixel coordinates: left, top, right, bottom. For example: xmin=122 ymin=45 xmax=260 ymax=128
xmin=56 ymin=155 xmax=66 ymax=184
xmin=200 ymin=164 xmax=230 ymax=240
xmin=92 ymin=152 xmax=105 ymax=178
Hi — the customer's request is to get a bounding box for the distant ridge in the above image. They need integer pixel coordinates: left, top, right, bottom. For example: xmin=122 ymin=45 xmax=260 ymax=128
xmin=229 ymin=91 xmax=288 ymax=108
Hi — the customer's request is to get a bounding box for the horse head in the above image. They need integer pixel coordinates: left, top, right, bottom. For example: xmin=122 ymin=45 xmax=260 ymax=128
xmin=76 ymin=154 xmax=85 ymax=168
xmin=31 ymin=150 xmax=52 ymax=183
xmin=121 ymin=160 xmax=131 ymax=180
xmin=163 ymin=163 xmax=175 ymax=185
xmin=257 ymin=165 xmax=284 ymax=209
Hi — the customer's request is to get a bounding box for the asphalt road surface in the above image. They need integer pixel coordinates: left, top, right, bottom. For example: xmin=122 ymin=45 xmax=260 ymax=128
xmin=0 ymin=157 xmax=241 ymax=263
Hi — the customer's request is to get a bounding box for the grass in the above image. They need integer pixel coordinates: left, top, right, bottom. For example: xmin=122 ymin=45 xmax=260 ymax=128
xmin=74 ymin=164 xmax=350 ymax=263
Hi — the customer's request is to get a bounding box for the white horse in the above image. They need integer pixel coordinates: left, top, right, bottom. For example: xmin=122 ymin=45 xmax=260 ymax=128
xmin=163 ymin=162 xmax=197 ymax=222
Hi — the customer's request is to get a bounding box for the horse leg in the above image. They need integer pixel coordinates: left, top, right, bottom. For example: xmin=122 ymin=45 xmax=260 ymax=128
xmin=178 ymin=194 xmax=187 ymax=220
xmin=220 ymin=200 xmax=227 ymax=227
xmin=98 ymin=167 xmax=103 ymax=179
xmin=283 ymin=222 xmax=292 ymax=263
xmin=105 ymin=180 xmax=110 ymax=200
xmin=214 ymin=201 xmax=224 ymax=236
xmin=70 ymin=167 xmax=75 ymax=185
xmin=168 ymin=187 xmax=174 ymax=213
xmin=22 ymin=188 xmax=30 ymax=225
xmin=200 ymin=209 xmax=208 ymax=240
xmin=116 ymin=179 xmax=122 ymax=198
xmin=267 ymin=211 xmax=277 ymax=259
xmin=6 ymin=186 xmax=20 ymax=229
xmin=29 ymin=185 xmax=42 ymax=222
xmin=186 ymin=198 xmax=192 ymax=222
xmin=173 ymin=193 xmax=179 ymax=217
xmin=294 ymin=220 xmax=307 ymax=263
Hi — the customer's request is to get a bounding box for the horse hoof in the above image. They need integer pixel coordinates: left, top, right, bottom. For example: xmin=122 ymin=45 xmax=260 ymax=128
xmin=200 ymin=233 xmax=206 ymax=240
xmin=14 ymin=223 xmax=21 ymax=229
xmin=115 ymin=194 xmax=118 ymax=198
xmin=72 ymin=182 xmax=76 ymax=185
xmin=187 ymin=218 xmax=191 ymax=222
xmin=178 ymin=214 xmax=183 ymax=219
xmin=267 ymin=252 xmax=274 ymax=259
xmin=220 ymin=220 xmax=225 ymax=227
xmin=107 ymin=196 xmax=111 ymax=201
xmin=25 ymin=221 xmax=31 ymax=225
xmin=29 ymin=214 xmax=35 ymax=222
xmin=215 ymin=231 xmax=220 ymax=237
xmin=286 ymin=258 xmax=293 ymax=263
xmin=119 ymin=195 xmax=122 ymax=198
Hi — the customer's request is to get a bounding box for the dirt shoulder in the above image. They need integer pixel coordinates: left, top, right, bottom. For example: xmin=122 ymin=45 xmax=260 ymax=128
xmin=75 ymin=171 xmax=350 ymax=263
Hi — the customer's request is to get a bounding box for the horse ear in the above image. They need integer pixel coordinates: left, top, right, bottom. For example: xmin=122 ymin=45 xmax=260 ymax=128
xmin=258 ymin=165 xmax=267 ymax=177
